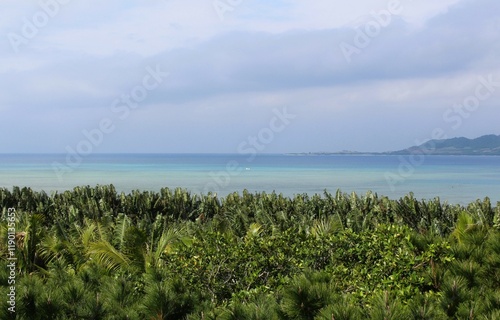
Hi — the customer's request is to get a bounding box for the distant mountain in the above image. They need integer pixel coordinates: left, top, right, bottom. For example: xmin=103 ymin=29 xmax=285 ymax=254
xmin=389 ymin=134 xmax=500 ymax=155
xmin=289 ymin=134 xmax=500 ymax=156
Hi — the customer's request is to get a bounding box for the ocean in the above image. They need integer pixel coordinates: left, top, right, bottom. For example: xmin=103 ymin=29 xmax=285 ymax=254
xmin=0 ymin=153 xmax=499 ymax=205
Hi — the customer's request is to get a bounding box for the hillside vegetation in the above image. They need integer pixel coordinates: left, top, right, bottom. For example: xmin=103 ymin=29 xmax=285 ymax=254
xmin=1 ymin=185 xmax=500 ymax=319
xmin=391 ymin=134 xmax=500 ymax=155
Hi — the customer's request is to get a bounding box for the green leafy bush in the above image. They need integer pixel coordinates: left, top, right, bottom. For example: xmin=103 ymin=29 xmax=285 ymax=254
xmin=0 ymin=185 xmax=499 ymax=318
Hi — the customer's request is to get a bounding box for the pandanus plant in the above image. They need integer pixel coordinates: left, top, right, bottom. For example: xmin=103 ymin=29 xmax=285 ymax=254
xmin=1 ymin=185 xmax=500 ymax=318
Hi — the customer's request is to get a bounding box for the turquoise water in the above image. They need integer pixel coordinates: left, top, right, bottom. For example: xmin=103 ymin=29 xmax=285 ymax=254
xmin=0 ymin=154 xmax=499 ymax=204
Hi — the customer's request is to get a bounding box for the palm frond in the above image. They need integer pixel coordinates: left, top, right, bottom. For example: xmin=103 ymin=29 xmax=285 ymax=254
xmin=87 ymin=240 xmax=129 ymax=272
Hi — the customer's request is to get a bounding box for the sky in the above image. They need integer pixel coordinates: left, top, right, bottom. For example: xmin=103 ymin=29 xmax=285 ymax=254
xmin=1 ymin=0 xmax=499 ymax=154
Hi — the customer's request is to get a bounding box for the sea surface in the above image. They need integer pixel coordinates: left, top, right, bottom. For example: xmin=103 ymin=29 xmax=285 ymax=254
xmin=0 ymin=153 xmax=499 ymax=205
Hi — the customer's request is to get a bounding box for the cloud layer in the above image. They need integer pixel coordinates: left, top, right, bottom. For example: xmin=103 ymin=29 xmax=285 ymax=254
xmin=1 ymin=0 xmax=499 ymax=153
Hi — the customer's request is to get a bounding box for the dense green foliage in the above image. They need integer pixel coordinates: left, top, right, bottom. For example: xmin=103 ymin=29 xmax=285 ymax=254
xmin=1 ymin=185 xmax=500 ymax=319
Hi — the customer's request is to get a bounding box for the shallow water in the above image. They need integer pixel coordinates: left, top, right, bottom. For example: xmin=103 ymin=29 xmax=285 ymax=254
xmin=0 ymin=154 xmax=499 ymax=205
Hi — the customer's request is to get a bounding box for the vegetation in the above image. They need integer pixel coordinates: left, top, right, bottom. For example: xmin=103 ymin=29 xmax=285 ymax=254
xmin=1 ymin=185 xmax=500 ymax=319
xmin=390 ymin=134 xmax=500 ymax=155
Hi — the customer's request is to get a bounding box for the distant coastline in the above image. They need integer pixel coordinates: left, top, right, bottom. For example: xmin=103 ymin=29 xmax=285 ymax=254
xmin=292 ymin=134 xmax=500 ymax=156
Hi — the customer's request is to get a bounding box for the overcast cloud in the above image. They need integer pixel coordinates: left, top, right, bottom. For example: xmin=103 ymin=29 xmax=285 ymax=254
xmin=1 ymin=0 xmax=499 ymax=153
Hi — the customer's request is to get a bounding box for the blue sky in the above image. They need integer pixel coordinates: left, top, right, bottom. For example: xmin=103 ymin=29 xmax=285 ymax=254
xmin=1 ymin=0 xmax=499 ymax=153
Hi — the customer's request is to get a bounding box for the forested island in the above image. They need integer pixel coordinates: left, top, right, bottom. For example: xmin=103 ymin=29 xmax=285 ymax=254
xmin=390 ymin=134 xmax=500 ymax=155
xmin=2 ymin=185 xmax=500 ymax=319
xmin=292 ymin=134 xmax=500 ymax=156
